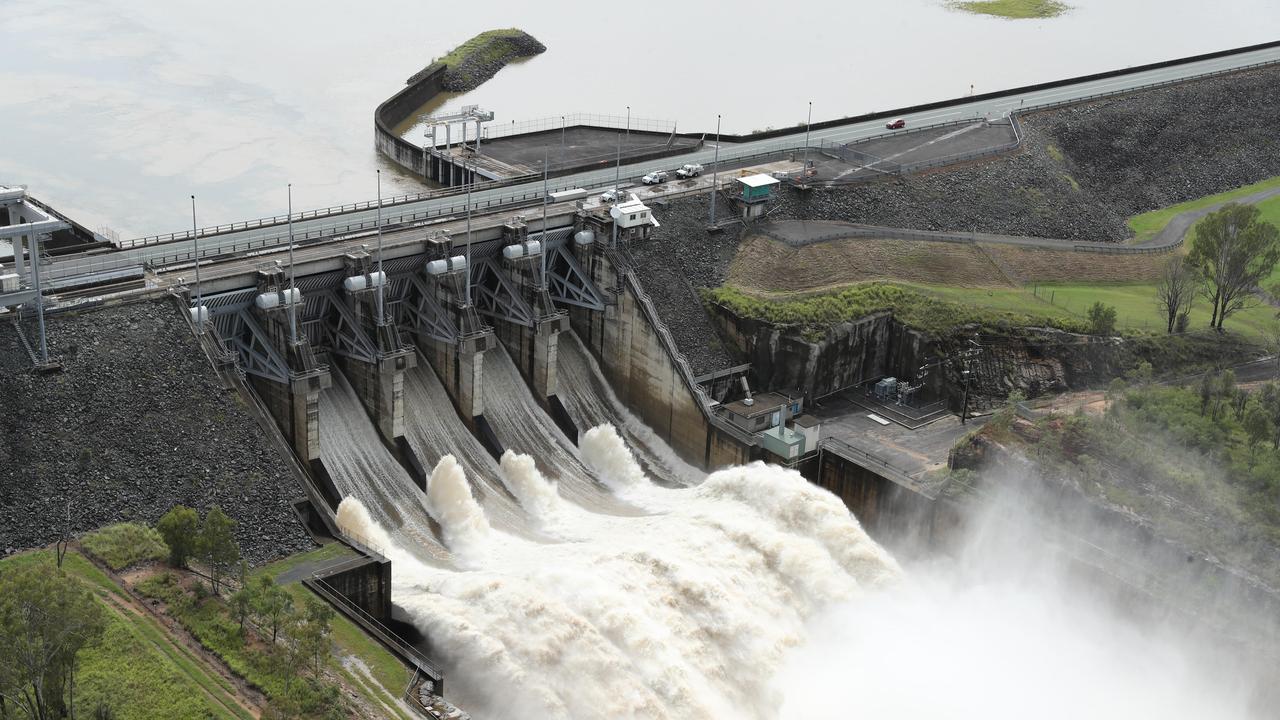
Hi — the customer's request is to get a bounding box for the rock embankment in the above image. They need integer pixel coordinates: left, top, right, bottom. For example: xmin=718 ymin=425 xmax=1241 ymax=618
xmin=0 ymin=298 xmax=314 ymax=564
xmin=775 ymin=62 xmax=1280 ymax=241
xmin=438 ymin=29 xmax=546 ymax=93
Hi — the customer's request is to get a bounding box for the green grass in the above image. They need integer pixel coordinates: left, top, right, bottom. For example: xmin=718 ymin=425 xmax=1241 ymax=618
xmin=1126 ymin=175 xmax=1280 ymax=243
xmin=705 ymin=282 xmax=1087 ymax=339
xmin=0 ymin=550 xmax=245 ymax=720
xmin=255 ymin=545 xmax=411 ymax=701
xmin=710 ymin=279 xmax=1279 ymax=343
xmin=80 ymin=522 xmax=168 ymax=570
xmin=1029 ymin=283 xmax=1280 ymax=340
xmin=435 ymin=28 xmax=534 ymax=68
xmin=952 ymin=0 xmax=1069 ymax=19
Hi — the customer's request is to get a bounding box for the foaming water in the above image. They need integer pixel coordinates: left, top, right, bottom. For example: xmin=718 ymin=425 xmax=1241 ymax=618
xmin=558 ymin=332 xmax=703 ymax=486
xmin=498 ymin=450 xmax=566 ymax=528
xmin=333 ymin=419 xmax=1262 ymax=720
xmin=336 ymin=426 xmax=899 ymax=719
xmin=424 ymin=455 xmax=491 ymax=554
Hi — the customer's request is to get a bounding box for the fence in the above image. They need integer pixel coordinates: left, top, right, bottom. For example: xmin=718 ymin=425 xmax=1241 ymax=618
xmin=481 ymin=113 xmax=677 ymax=142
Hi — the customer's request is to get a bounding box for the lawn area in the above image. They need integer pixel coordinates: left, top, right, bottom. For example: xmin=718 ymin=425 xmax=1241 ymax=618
xmin=951 ymin=0 xmax=1068 ymax=19
xmin=1126 ymin=175 xmax=1280 ymax=243
xmin=1029 ymin=283 xmax=1279 ymax=339
xmin=0 ymin=550 xmax=249 ymax=720
xmin=712 ymin=278 xmax=1277 ymax=340
xmin=254 ymin=545 xmax=413 ymax=714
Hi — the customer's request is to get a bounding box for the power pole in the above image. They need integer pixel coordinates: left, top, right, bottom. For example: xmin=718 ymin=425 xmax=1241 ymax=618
xmin=375 ymin=170 xmax=385 ymax=322
xmin=287 ymin=183 xmax=298 ymax=344
xmin=190 ymin=195 xmax=204 ymax=335
xmin=709 ymin=113 xmax=721 ymax=229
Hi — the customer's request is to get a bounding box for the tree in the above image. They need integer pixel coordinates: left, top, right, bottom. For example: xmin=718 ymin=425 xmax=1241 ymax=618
xmin=298 ymin=598 xmax=335 ymax=679
xmin=1243 ymin=399 xmax=1273 ymax=463
xmin=1186 ymin=203 xmax=1280 ymax=329
xmin=198 ymin=506 xmax=240 ymax=595
xmin=1087 ymin=301 xmax=1117 ymax=335
xmin=0 ymin=561 xmax=106 ymax=720
xmin=252 ymin=576 xmax=293 ymax=644
xmin=1154 ymin=255 xmax=1198 ymax=333
xmin=156 ymin=505 xmax=200 ymax=568
xmin=229 ymin=585 xmax=255 ymax=639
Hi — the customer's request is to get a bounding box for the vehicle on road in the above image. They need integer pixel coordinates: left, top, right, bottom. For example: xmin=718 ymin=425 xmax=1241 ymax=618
xmin=675 ymin=163 xmax=704 ymax=179
xmin=600 ymin=187 xmax=627 ymax=202
xmin=642 ymin=170 xmax=669 ymax=185
xmin=885 ymin=118 xmax=907 ymax=130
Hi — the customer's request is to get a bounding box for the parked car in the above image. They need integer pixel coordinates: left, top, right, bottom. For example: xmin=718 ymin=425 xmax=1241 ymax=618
xmin=642 ymin=170 xmax=669 ymax=185
xmin=600 ymin=187 xmax=626 ymax=202
xmin=675 ymin=163 xmax=704 ymax=179
xmin=885 ymin=118 xmax=907 ymax=130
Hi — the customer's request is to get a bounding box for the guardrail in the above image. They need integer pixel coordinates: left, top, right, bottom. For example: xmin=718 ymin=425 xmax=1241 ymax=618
xmin=481 ymin=113 xmax=676 ymax=142
xmin=619 ymin=261 xmax=757 ymax=447
xmin=817 ymin=436 xmax=929 ymax=492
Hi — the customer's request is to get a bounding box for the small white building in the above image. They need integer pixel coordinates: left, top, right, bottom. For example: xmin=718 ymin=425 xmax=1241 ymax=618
xmin=611 ymin=197 xmax=659 ymax=229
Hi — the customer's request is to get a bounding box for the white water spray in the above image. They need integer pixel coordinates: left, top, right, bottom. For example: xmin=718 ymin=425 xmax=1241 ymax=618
xmin=579 ymin=424 xmax=651 ymax=497
xmin=424 ymin=454 xmax=490 ymax=553
xmin=498 ymin=449 xmax=566 ymax=525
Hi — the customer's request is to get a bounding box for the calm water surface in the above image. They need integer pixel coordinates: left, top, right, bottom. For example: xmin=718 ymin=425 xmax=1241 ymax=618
xmin=2 ymin=0 xmax=1276 ymax=238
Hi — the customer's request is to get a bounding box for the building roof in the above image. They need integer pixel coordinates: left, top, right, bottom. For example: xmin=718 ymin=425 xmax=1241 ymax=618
xmin=736 ymin=173 xmax=780 ymax=189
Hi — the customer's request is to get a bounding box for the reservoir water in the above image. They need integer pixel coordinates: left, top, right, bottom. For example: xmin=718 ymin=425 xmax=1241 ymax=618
xmin=3 ymin=0 xmax=1278 ymax=238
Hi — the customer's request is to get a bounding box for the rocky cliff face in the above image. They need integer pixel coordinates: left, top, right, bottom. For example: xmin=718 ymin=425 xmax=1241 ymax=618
xmin=707 ymin=304 xmax=936 ymax=401
xmin=0 ymin=297 xmax=313 ymax=564
xmin=708 ymin=301 xmax=1259 ymax=408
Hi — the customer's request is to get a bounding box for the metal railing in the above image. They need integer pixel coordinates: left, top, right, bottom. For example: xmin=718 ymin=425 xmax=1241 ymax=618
xmin=481 ymin=113 xmax=676 ymax=142
xmin=620 ymin=263 xmax=757 ymax=447
xmin=818 ymin=436 xmax=928 ymax=492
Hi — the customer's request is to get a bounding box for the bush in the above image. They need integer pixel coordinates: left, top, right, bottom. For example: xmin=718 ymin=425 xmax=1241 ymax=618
xmin=1087 ymin=301 xmax=1118 ymax=335
xmin=80 ymin=523 xmax=168 ymax=571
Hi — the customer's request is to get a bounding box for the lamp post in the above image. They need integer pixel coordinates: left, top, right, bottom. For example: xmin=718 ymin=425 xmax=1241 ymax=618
xmin=375 ymin=170 xmax=385 ymax=323
xmin=803 ymin=101 xmax=812 ymax=174
xmin=191 ymin=195 xmax=203 ymax=335
xmin=709 ymin=113 xmax=721 ymax=228
xmin=287 ymin=184 xmax=298 ymax=344
xmin=612 ymin=132 xmax=621 ymax=250
xmin=541 ymin=145 xmax=549 ymax=289
xmin=464 ymin=159 xmax=473 ymax=307
xmin=626 ymin=106 xmax=630 ymax=139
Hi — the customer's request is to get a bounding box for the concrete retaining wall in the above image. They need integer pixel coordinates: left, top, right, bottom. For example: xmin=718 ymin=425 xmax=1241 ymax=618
xmin=374 ymin=64 xmax=447 ymax=177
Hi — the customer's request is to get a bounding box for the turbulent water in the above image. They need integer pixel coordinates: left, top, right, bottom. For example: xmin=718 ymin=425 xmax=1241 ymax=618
xmin=557 ymin=332 xmax=704 ymax=487
xmin=338 ymin=423 xmax=900 ymax=720
xmin=325 ymin=348 xmax=1264 ymax=718
xmin=319 ymin=366 xmax=450 ymax=564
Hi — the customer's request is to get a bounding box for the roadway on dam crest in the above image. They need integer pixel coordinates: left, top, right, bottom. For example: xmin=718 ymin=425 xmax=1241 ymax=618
xmin=45 ymin=44 xmax=1280 ymax=289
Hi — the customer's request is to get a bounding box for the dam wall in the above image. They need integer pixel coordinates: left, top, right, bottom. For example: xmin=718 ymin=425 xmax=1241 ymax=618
xmin=571 ymin=250 xmax=750 ymax=470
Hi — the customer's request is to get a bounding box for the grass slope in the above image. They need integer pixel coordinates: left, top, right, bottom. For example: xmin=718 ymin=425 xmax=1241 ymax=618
xmin=1126 ymin=175 xmax=1280 ymax=243
xmin=0 ymin=550 xmax=244 ymax=720
xmin=952 ymin=0 xmax=1068 ymax=19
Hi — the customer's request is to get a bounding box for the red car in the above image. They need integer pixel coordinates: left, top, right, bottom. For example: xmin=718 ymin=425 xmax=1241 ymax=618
xmin=885 ymin=118 xmax=906 ymax=130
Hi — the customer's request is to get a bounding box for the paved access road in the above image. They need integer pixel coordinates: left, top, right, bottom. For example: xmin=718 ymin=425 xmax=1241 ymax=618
xmin=47 ymin=45 xmax=1280 ymax=288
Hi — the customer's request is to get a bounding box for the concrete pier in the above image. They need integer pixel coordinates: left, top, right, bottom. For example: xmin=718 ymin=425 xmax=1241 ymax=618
xmin=333 ymin=253 xmax=417 ymax=444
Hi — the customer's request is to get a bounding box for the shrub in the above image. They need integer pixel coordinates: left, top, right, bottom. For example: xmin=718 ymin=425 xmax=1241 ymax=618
xmin=1087 ymin=301 xmax=1118 ymax=335
xmin=80 ymin=523 xmax=169 ymax=570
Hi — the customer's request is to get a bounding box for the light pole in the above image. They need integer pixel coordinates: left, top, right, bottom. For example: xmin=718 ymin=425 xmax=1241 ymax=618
xmin=709 ymin=113 xmax=721 ymax=228
xmin=625 ymin=106 xmax=630 ymax=140
xmin=541 ymin=145 xmax=549 ymax=289
xmin=612 ymin=132 xmax=621 ymax=250
xmin=561 ymin=115 xmax=566 ymax=156
xmin=191 ymin=195 xmax=203 ymax=335
xmin=287 ymin=184 xmax=298 ymax=344
xmin=803 ymin=101 xmax=812 ymax=174
xmin=375 ymin=170 xmax=385 ymax=323
xmin=464 ymin=159 xmax=473 ymax=307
